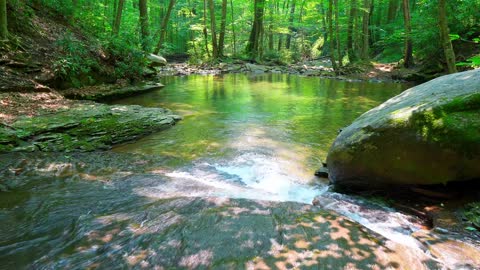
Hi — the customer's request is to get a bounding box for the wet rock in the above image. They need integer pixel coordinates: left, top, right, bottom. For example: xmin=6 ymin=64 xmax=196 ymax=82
xmin=0 ymin=103 xmax=181 ymax=153
xmin=62 ymin=82 xmax=164 ymax=101
xmin=147 ymin=54 xmax=167 ymax=66
xmin=327 ymin=69 xmax=480 ymax=187
xmin=413 ymin=230 xmax=480 ymax=269
xmin=314 ymin=167 xmax=329 ymax=178
xmin=245 ymin=63 xmax=268 ymax=73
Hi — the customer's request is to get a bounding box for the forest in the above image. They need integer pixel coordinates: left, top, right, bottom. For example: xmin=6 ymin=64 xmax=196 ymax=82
xmin=1 ymin=0 xmax=480 ymax=84
xmin=1 ymin=0 xmax=480 ymax=269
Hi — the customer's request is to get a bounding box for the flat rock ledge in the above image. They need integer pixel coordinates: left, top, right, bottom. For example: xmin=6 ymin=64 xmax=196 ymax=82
xmin=0 ymin=102 xmax=181 ymax=152
xmin=62 ymin=82 xmax=164 ymax=101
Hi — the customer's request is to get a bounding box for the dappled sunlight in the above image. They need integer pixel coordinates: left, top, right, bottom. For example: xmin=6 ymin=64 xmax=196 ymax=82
xmin=179 ymin=249 xmax=214 ymax=268
xmin=0 ymin=153 xmax=470 ymax=268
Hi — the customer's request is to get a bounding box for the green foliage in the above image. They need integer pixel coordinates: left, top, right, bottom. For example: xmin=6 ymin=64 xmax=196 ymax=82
xmin=263 ymin=49 xmax=297 ymax=65
xmin=463 ymin=202 xmax=480 ymax=229
xmin=457 ymin=55 xmax=480 ymax=68
xmin=102 ymin=37 xmax=146 ymax=80
xmin=53 ymin=32 xmax=99 ymax=86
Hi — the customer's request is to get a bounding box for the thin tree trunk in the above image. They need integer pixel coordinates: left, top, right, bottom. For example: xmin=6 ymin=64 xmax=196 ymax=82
xmin=112 ymin=0 xmax=117 ymax=27
xmin=368 ymin=0 xmax=375 ymax=45
xmin=218 ymin=0 xmax=227 ymax=57
xmin=208 ymin=0 xmax=218 ymax=59
xmin=361 ymin=0 xmax=371 ymax=60
xmin=154 ymin=0 xmax=175 ymax=54
xmin=328 ymin=0 xmax=338 ymax=72
xmin=139 ymin=0 xmax=150 ymax=51
xmin=112 ymin=0 xmax=125 ymax=35
xmin=387 ymin=0 xmax=398 ymax=23
xmin=202 ymin=0 xmax=211 ymax=57
xmin=267 ymin=0 xmax=274 ymax=51
xmin=0 ymin=0 xmax=7 ymax=40
xmin=438 ymin=0 xmax=457 ymax=73
xmin=230 ymin=0 xmax=236 ymax=55
xmin=334 ymin=0 xmax=342 ymax=67
xmin=286 ymin=0 xmax=295 ymax=50
xmin=347 ymin=0 xmax=357 ymax=61
xmin=402 ymin=0 xmax=413 ymax=67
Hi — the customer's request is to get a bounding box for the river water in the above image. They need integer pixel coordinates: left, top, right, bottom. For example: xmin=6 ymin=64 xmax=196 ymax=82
xmin=1 ymin=74 xmax=479 ymax=269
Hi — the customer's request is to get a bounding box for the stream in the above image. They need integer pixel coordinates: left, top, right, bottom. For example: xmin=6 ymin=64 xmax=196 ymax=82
xmin=1 ymin=74 xmax=479 ymax=269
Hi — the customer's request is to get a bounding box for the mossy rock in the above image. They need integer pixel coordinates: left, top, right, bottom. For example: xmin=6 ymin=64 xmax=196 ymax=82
xmin=0 ymin=102 xmax=181 ymax=153
xmin=327 ymin=69 xmax=480 ymax=187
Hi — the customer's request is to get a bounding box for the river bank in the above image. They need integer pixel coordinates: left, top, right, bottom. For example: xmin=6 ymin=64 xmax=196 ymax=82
xmin=154 ymin=60 xmax=426 ymax=83
xmin=0 ymin=84 xmax=181 ymax=153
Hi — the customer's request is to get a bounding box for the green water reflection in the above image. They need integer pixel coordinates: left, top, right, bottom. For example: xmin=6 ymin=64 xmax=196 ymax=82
xmin=112 ymin=74 xmax=406 ymax=172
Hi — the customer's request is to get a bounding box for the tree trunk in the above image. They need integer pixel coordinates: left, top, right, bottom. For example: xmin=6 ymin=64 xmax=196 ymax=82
xmin=208 ymin=0 xmax=218 ymax=59
xmin=0 ymin=0 xmax=7 ymax=40
xmin=218 ymin=0 xmax=227 ymax=57
xmin=154 ymin=0 xmax=175 ymax=54
xmin=246 ymin=0 xmax=265 ymax=59
xmin=112 ymin=0 xmax=125 ymax=35
xmin=347 ymin=0 xmax=357 ymax=61
xmin=286 ymin=0 xmax=295 ymax=50
xmin=328 ymin=0 xmax=338 ymax=72
xmin=267 ymin=0 xmax=274 ymax=51
xmin=402 ymin=0 xmax=413 ymax=67
xmin=139 ymin=0 xmax=150 ymax=51
xmin=112 ymin=0 xmax=117 ymax=27
xmin=202 ymin=0 xmax=211 ymax=57
xmin=230 ymin=0 xmax=236 ymax=55
xmin=387 ymin=0 xmax=399 ymax=23
xmin=438 ymin=0 xmax=457 ymax=73
xmin=334 ymin=0 xmax=342 ymax=67
xmin=361 ymin=0 xmax=371 ymax=60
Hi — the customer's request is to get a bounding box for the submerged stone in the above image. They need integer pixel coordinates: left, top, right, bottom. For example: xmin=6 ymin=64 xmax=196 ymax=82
xmin=327 ymin=69 xmax=480 ymax=187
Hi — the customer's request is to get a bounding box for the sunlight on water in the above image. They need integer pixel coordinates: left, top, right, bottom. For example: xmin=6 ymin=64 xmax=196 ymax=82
xmin=149 ymin=152 xmax=326 ymax=204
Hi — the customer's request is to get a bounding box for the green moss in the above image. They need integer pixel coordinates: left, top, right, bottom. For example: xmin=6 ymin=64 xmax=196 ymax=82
xmin=3 ymin=103 xmax=179 ymax=153
xmin=440 ymin=92 xmax=480 ymax=113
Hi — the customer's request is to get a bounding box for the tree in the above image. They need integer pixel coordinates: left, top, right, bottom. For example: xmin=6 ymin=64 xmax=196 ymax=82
xmin=230 ymin=0 xmax=236 ymax=55
xmin=0 ymin=0 xmax=8 ymax=40
xmin=387 ymin=0 xmax=399 ymax=23
xmin=334 ymin=0 xmax=342 ymax=67
xmin=346 ymin=0 xmax=357 ymax=61
xmin=154 ymin=0 xmax=175 ymax=54
xmin=361 ymin=0 xmax=371 ymax=60
xmin=246 ymin=0 xmax=265 ymax=59
xmin=328 ymin=0 xmax=338 ymax=72
xmin=208 ymin=0 xmax=219 ymax=59
xmin=139 ymin=0 xmax=150 ymax=51
xmin=402 ymin=0 xmax=413 ymax=67
xmin=286 ymin=0 xmax=295 ymax=50
xmin=112 ymin=0 xmax=125 ymax=35
xmin=438 ymin=0 xmax=457 ymax=73
xmin=218 ymin=0 xmax=227 ymax=57
xmin=202 ymin=0 xmax=210 ymax=57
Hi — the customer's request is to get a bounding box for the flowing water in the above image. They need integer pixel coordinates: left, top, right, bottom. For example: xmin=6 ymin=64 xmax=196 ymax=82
xmin=2 ymin=74 xmax=479 ymax=269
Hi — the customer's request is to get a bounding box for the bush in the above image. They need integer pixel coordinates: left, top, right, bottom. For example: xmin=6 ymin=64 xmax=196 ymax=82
xmin=53 ymin=32 xmax=99 ymax=86
xmin=102 ymin=37 xmax=146 ymax=80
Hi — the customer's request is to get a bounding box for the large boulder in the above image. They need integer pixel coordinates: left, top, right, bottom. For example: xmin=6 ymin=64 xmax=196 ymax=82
xmin=327 ymin=69 xmax=480 ymax=187
xmin=147 ymin=54 xmax=167 ymax=66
